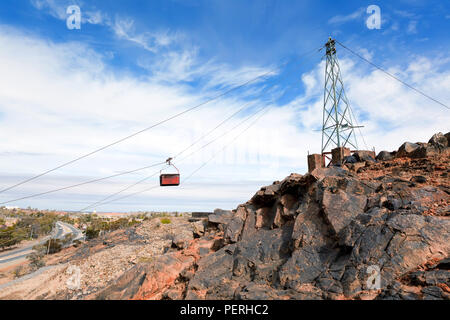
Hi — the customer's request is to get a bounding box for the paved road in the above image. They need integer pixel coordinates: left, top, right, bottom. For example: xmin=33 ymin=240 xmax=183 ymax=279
xmin=0 ymin=221 xmax=83 ymax=269
xmin=57 ymin=221 xmax=84 ymax=242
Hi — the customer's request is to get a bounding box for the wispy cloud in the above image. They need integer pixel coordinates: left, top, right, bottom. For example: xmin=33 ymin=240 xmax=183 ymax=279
xmin=328 ymin=7 xmax=365 ymax=25
xmin=31 ymin=1 xmax=180 ymax=54
xmin=112 ymin=17 xmax=175 ymax=53
xmin=0 ymin=26 xmax=289 ymax=211
xmin=31 ymin=0 xmax=106 ymax=25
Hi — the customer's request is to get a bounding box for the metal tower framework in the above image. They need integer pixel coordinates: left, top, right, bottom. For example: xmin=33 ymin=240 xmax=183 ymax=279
xmin=321 ymin=37 xmax=360 ymax=154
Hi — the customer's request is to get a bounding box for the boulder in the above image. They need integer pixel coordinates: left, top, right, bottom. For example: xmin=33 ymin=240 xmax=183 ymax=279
xmin=251 ymin=184 xmax=280 ymax=206
xmin=344 ymin=155 xmax=357 ymax=164
xmin=409 ymin=145 xmax=440 ymax=158
xmin=396 ymin=142 xmax=420 ymax=158
xmin=346 ymin=162 xmax=366 ymax=172
xmin=208 ymin=209 xmax=233 ymax=225
xmin=213 ymin=208 xmax=232 ymax=216
xmin=353 ymin=151 xmax=376 ymax=162
xmin=96 ymin=252 xmax=196 ymax=300
xmin=192 ymin=220 xmax=207 ymax=237
xmin=376 ymin=150 xmax=395 ymax=161
xmin=172 ymin=229 xmax=194 ymax=249
xmin=428 ymin=132 xmax=448 ymax=149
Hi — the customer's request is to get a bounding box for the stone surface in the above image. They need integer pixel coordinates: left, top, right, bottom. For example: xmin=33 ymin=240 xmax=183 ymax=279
xmin=376 ymin=151 xmax=395 ymax=161
xmin=396 ymin=142 xmax=420 ymax=158
xmin=192 ymin=220 xmax=206 ymax=237
xmin=321 ymin=189 xmax=367 ymax=235
xmin=445 ymin=132 xmax=450 ymax=147
xmin=409 ymin=145 xmax=440 ymax=158
xmin=353 ymin=150 xmax=376 ymax=162
xmin=428 ymin=132 xmax=448 ymax=149
xmin=208 ymin=209 xmax=233 ymax=225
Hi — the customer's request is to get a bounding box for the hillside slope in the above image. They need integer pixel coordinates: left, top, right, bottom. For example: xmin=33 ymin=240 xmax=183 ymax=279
xmin=98 ymin=132 xmax=450 ymax=300
xmin=0 ymin=132 xmax=448 ymax=300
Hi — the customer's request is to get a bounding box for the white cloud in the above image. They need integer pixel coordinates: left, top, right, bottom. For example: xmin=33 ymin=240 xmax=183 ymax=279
xmin=31 ymin=0 xmax=106 ymax=25
xmin=31 ymin=0 xmax=68 ymax=20
xmin=31 ymin=1 xmax=180 ymax=54
xmin=328 ymin=8 xmax=365 ymax=25
xmin=0 ymin=26 xmax=294 ymax=211
xmin=290 ymin=55 xmax=450 ymax=154
xmin=111 ymin=17 xmax=176 ymax=53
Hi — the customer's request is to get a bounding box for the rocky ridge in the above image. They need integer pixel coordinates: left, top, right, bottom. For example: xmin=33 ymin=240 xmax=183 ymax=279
xmin=0 ymin=132 xmax=448 ymax=300
xmin=96 ymin=132 xmax=450 ymax=300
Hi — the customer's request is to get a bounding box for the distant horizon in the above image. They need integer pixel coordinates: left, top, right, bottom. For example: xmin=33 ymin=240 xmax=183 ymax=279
xmin=1 ymin=206 xmax=213 ymax=215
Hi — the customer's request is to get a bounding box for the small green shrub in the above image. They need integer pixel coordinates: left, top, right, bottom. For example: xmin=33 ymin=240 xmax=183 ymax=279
xmin=43 ymin=238 xmax=62 ymax=254
xmin=13 ymin=265 xmax=25 ymax=278
xmin=138 ymin=256 xmax=153 ymax=263
xmin=85 ymin=227 xmax=100 ymax=240
xmin=160 ymin=218 xmax=171 ymax=224
xmin=27 ymin=251 xmax=45 ymax=271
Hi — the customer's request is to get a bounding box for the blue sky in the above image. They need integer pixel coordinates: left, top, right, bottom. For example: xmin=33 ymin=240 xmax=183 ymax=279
xmin=0 ymin=0 xmax=449 ymax=212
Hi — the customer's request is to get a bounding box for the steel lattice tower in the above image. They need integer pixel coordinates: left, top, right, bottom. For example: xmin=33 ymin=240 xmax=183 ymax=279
xmin=321 ymin=37 xmax=360 ymax=154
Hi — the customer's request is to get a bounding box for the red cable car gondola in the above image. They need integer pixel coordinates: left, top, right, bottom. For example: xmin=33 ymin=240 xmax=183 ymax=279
xmin=160 ymin=158 xmax=180 ymax=186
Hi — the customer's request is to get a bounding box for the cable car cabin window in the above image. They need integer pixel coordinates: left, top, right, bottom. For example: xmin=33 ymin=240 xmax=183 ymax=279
xmin=160 ymin=173 xmax=180 ymax=186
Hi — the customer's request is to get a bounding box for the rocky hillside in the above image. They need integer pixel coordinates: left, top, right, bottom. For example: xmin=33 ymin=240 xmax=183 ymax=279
xmin=96 ymin=132 xmax=449 ymax=300
xmin=0 ymin=132 xmax=448 ymax=300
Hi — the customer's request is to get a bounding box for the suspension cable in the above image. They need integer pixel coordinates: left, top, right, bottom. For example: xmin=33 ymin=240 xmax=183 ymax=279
xmin=0 ymin=161 xmax=166 ymax=205
xmin=0 ymin=63 xmax=285 ymax=195
xmin=83 ymin=104 xmax=272 ymax=210
xmin=335 ymin=39 xmax=449 ymax=110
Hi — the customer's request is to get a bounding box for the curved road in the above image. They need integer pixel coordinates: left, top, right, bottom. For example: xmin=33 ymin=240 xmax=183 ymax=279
xmin=0 ymin=221 xmax=83 ymax=269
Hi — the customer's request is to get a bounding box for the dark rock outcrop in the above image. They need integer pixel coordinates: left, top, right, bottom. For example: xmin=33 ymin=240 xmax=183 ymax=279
xmin=429 ymin=132 xmax=448 ymax=149
xmin=376 ymin=151 xmax=395 ymax=161
xmin=97 ymin=133 xmax=450 ymax=300
xmin=353 ymin=151 xmax=375 ymax=162
xmin=397 ymin=142 xmax=420 ymax=158
xmin=184 ymin=155 xmax=449 ymax=300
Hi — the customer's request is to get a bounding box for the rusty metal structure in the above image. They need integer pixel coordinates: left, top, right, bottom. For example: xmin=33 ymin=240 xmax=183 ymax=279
xmin=321 ymin=37 xmax=362 ymax=162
